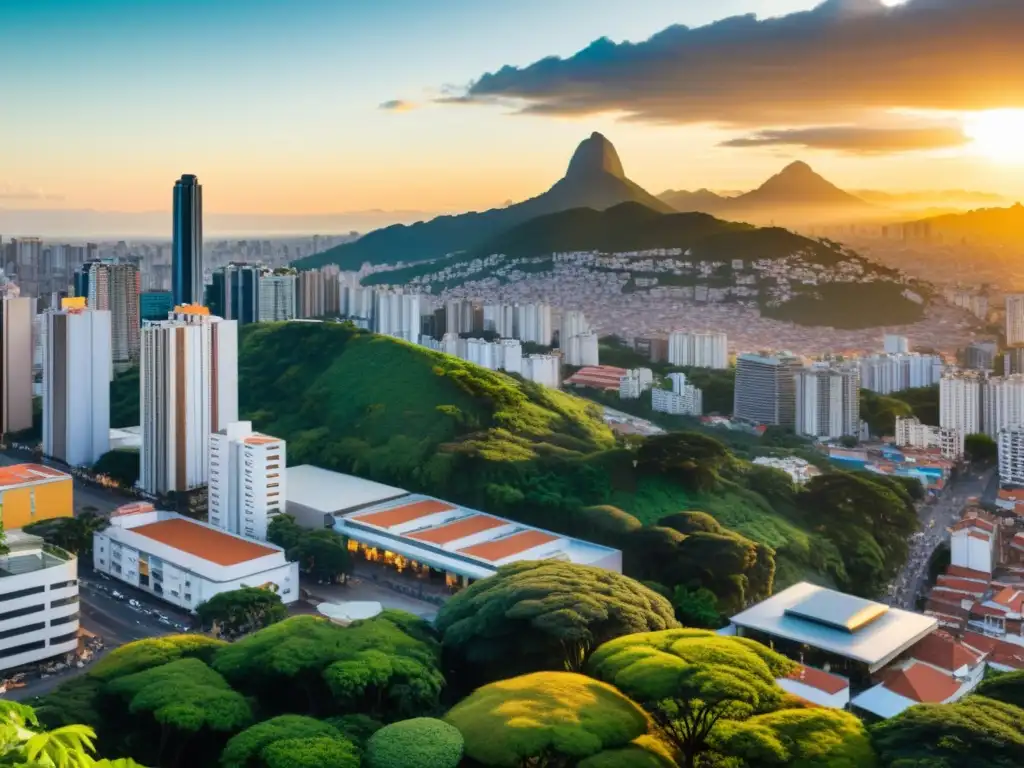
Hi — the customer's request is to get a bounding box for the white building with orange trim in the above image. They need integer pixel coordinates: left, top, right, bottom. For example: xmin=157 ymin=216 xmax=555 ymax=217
xmin=94 ymin=503 xmax=298 ymax=612
xmin=209 ymin=421 xmax=285 ymax=541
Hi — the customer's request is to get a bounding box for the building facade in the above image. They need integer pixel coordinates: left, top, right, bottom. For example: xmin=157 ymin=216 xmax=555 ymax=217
xmin=172 ymin=174 xmax=203 ymax=307
xmin=75 ymin=261 xmax=140 ymax=364
xmin=257 ymin=272 xmax=297 ymax=322
xmin=733 ymin=353 xmax=803 ymax=427
xmin=374 ymin=291 xmax=421 ymax=342
xmin=209 ymin=422 xmax=286 ymax=541
xmin=140 ymin=307 xmax=238 ymax=495
xmin=859 ymin=353 xmax=944 ymax=395
xmin=1006 ymin=295 xmax=1024 ymax=347
xmin=42 ymin=307 xmax=111 ymax=467
xmin=940 ymin=373 xmax=982 ymax=437
xmin=998 ymin=428 xmax=1024 ymax=486
xmin=522 ymin=354 xmax=560 ymax=388
xmin=514 ymin=303 xmax=552 ymax=346
xmin=668 ymin=331 xmax=729 ymax=369
xmin=208 ymin=264 xmax=259 ymax=325
xmin=884 ymin=335 xmax=910 ymax=355
xmin=140 ymin=290 xmax=174 ymax=323
xmin=794 ymin=366 xmax=860 ymax=439
xmin=982 ymin=375 xmax=1024 ymax=437
xmin=1 ymin=296 xmax=34 ymax=435
xmin=895 ymin=417 xmax=942 ymax=449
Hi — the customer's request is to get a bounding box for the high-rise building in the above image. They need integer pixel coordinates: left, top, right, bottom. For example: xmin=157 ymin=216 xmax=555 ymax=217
xmin=1 ymin=296 xmax=34 ymax=435
xmin=172 ymin=174 xmax=203 ymax=307
xmin=208 ymin=264 xmax=259 ymax=325
xmin=75 ymin=261 xmax=140 ymax=365
xmin=965 ymin=341 xmax=998 ymax=371
xmin=209 ymin=421 xmax=285 ymax=541
xmin=794 ymin=365 xmax=860 ymax=439
xmin=258 ymin=272 xmax=297 ymax=322
xmin=667 ymin=331 xmax=729 ymax=369
xmin=298 ymin=266 xmax=341 ymax=318
xmin=1007 ymin=295 xmax=1024 ymax=347
xmin=982 ymin=375 xmax=1024 ymax=436
xmin=652 ymin=372 xmax=703 ymax=416
xmin=514 ymin=303 xmax=553 ymax=346
xmin=522 ymin=354 xmax=560 ymax=388
xmin=939 ymin=372 xmax=982 ymax=437
xmin=483 ymin=304 xmax=516 ymax=338
xmin=140 ymin=290 xmax=174 ymax=323
xmin=998 ymin=427 xmax=1024 ymax=485
xmin=340 ymin=286 xmax=375 ymax=321
xmin=858 ymin=353 xmax=943 ymax=394
xmin=42 ymin=304 xmax=111 ymax=466
xmin=733 ymin=353 xmax=804 ymax=427
xmin=140 ymin=306 xmax=238 ymax=495
xmin=619 ymin=368 xmax=653 ymax=400
xmin=883 ymin=335 xmax=910 ymax=355
xmin=374 ymin=291 xmax=420 ymax=341
xmin=560 ymin=311 xmax=598 ymax=366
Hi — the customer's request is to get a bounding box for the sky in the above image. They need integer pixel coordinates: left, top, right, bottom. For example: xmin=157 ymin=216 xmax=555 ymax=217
xmin=2 ymin=0 xmax=1024 ymax=224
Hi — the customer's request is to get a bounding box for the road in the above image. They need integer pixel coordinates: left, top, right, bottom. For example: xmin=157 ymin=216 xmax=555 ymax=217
xmin=886 ymin=468 xmax=993 ymax=610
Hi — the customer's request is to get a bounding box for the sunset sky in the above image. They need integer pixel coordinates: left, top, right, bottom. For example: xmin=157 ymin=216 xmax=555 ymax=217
xmin=3 ymin=0 xmax=1024 ymax=220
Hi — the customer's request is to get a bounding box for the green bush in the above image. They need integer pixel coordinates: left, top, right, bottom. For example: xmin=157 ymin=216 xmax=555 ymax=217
xmin=364 ymin=718 xmax=463 ymax=768
xmin=220 ymin=715 xmax=352 ymax=768
xmin=89 ymin=634 xmax=227 ymax=682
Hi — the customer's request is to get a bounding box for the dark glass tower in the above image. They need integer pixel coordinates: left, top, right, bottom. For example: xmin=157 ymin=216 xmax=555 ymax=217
xmin=172 ymin=174 xmax=203 ymax=306
xmin=208 ymin=264 xmax=259 ymax=325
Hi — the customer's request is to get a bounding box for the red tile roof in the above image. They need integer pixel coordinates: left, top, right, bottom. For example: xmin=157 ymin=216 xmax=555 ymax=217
xmin=459 ymin=529 xmax=559 ymax=562
xmin=354 ymin=499 xmax=454 ymax=528
xmin=883 ymin=663 xmax=962 ymax=703
xmin=406 ymin=514 xmax=506 ymax=545
xmin=131 ymin=518 xmax=278 ymax=566
xmin=993 ymin=588 xmax=1024 ymax=613
xmin=936 ymin=576 xmax=989 ymax=593
xmin=785 ymin=665 xmax=849 ymax=695
xmin=0 ymin=463 xmax=69 ymax=488
xmin=947 ymin=565 xmax=994 ymax=580
xmin=963 ymin=632 xmax=1024 ymax=670
xmin=908 ymin=631 xmax=981 ymax=672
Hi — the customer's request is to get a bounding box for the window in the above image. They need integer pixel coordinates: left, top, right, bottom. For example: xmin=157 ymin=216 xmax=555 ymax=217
xmin=184 ymin=593 xmax=192 ymax=602
xmin=50 ymin=580 xmax=77 ymax=590
xmin=50 ymin=632 xmax=78 ymax=646
xmin=50 ymin=612 xmax=79 ymax=626
xmin=0 ymin=640 xmax=45 ymax=659
xmin=51 ymin=596 xmax=79 ymax=609
xmin=267 ymin=482 xmax=279 ymax=489
xmin=185 ymin=580 xmax=191 ymax=587
xmin=282 ymin=588 xmax=291 ymax=595
xmin=0 ymin=622 xmax=46 ymax=640
xmin=0 ymin=604 xmax=44 ymax=622
xmin=0 ymin=586 xmax=45 ymax=602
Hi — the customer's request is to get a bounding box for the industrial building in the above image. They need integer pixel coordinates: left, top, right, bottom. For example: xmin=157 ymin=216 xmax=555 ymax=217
xmin=94 ymin=503 xmax=298 ymax=612
xmin=284 ymin=465 xmax=408 ymax=530
xmin=0 ymin=464 xmax=74 ymax=529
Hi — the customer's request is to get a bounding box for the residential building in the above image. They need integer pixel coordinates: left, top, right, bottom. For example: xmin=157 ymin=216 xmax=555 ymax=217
xmin=794 ymin=365 xmax=860 ymax=439
xmin=1004 ymin=347 xmax=1024 ymax=376
xmin=2 ymin=296 xmax=34 ymax=435
xmin=42 ymin=305 xmax=111 ymax=467
xmin=940 ymin=372 xmax=982 ymax=436
xmin=563 ymin=331 xmax=599 ymax=367
xmin=733 ymin=353 xmax=803 ymax=427
xmin=140 ymin=306 xmax=238 ymax=495
xmin=521 ymin=354 xmax=560 ymax=388
xmin=1006 ymin=294 xmax=1024 ymax=346
xmin=444 ymin=299 xmax=476 ymax=336
xmin=858 ymin=353 xmax=943 ymax=395
xmin=895 ymin=417 xmax=942 ymax=449
xmin=172 ymin=174 xmax=203 ymax=306
xmin=752 ymin=456 xmax=820 ymax=485
xmin=982 ymin=375 xmax=1024 ymax=436
xmin=140 ymin=290 xmax=173 ymax=323
xmin=998 ymin=427 xmax=1024 ymax=486
xmin=340 ymin=286 xmax=374 ymax=321
xmin=209 ymin=422 xmax=286 ymax=541
xmin=884 ymin=335 xmax=910 ymax=354
xmin=634 ymin=336 xmax=669 ymax=364
xmin=94 ymin=503 xmax=298 ymax=612
xmin=257 ymin=271 xmax=297 ymax=322
xmin=965 ymin=341 xmax=997 ymax=371
xmin=619 ymin=368 xmax=653 ymax=400
xmin=298 ymin=266 xmax=341 ymax=318
xmin=483 ymin=304 xmax=516 ymax=338
xmin=208 ymin=263 xmax=259 ymax=325
xmin=374 ymin=291 xmax=420 ymax=342
xmin=0 ymin=529 xmax=79 ymax=673
xmin=74 ymin=261 xmax=140 ymax=364
xmin=514 ymin=303 xmax=552 ymax=346
xmin=652 ymin=384 xmax=702 ymax=416
xmin=667 ymin=331 xmax=728 ymax=369
xmin=949 ymin=517 xmax=997 ymax=576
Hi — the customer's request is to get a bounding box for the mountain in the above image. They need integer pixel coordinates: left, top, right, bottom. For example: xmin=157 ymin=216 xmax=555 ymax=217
xmin=292 ymin=133 xmax=674 ymax=270
xmin=656 ymin=188 xmax=730 ymax=213
xmin=902 ymin=202 xmax=1024 ymax=245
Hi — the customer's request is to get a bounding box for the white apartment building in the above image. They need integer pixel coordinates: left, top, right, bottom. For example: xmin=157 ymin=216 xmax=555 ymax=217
xmin=982 ymin=375 xmax=1024 ymax=437
xmin=483 ymin=304 xmax=516 ymax=338
xmin=94 ymin=504 xmax=298 ymax=612
xmin=340 ymin=286 xmax=375 ymax=320
xmin=667 ymin=331 xmax=729 ymax=369
xmin=522 ymin=354 xmax=561 ymax=388
xmin=0 ymin=530 xmax=80 ymax=673
xmin=859 ymin=354 xmax=943 ymax=395
xmin=563 ymin=331 xmax=599 ymax=367
xmin=515 ymin=303 xmax=552 ymax=346
xmin=82 ymin=261 xmax=140 ymax=365
xmin=374 ymin=291 xmax=421 ymax=342
xmin=560 ymin=310 xmax=589 ymax=344
xmin=940 ymin=373 xmax=982 ymax=437
xmin=619 ymin=368 xmax=653 ymax=400
xmin=998 ymin=427 xmax=1024 ymax=486
xmin=652 ymin=384 xmax=702 ymax=416
xmin=949 ymin=518 xmax=996 ymax=576
xmin=257 ymin=273 xmax=297 ymax=322
xmin=883 ymin=335 xmax=910 ymax=355
xmin=895 ymin=417 xmax=942 ymax=449
xmin=140 ymin=307 xmax=238 ymax=496
xmin=1006 ymin=295 xmax=1024 ymax=346
xmin=297 ymin=266 xmax=341 ymax=318
xmin=794 ymin=366 xmax=860 ymax=440
xmin=42 ymin=307 xmax=111 ymax=467
xmin=209 ymin=422 xmax=285 ymax=541
xmin=422 ymin=335 xmax=524 ymax=376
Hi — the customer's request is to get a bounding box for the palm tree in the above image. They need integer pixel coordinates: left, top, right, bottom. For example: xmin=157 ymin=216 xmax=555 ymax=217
xmin=0 ymin=700 xmax=97 ymax=767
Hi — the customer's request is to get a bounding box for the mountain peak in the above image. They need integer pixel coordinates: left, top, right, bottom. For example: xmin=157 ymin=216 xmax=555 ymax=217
xmin=781 ymin=160 xmax=814 ymax=175
xmin=565 ymin=132 xmax=626 ymax=180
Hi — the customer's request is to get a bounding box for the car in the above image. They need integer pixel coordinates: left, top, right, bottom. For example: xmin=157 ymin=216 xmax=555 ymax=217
xmin=129 ymin=599 xmax=141 ymax=608
xmin=112 ymin=591 xmax=124 ymax=599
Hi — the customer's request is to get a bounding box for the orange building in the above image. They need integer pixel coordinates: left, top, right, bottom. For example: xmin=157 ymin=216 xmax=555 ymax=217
xmin=0 ymin=464 xmax=74 ymax=529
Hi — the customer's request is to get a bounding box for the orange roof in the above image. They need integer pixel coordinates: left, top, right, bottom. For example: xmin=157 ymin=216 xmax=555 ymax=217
xmin=173 ymin=304 xmax=210 ymax=315
xmin=909 ymin=631 xmax=981 ymax=672
xmin=946 ymin=565 xmax=993 ymax=580
xmin=999 ymin=489 xmax=1024 ymax=501
xmin=0 ymin=463 xmax=68 ymax=489
xmin=243 ymin=435 xmax=281 ymax=446
xmin=951 ymin=516 xmax=996 ymax=533
xmin=407 ymin=514 xmax=506 ymax=545
xmin=112 ymin=502 xmax=155 ymax=517
xmin=993 ymin=588 xmax=1024 ymax=613
xmin=131 ymin=518 xmax=277 ymax=566
xmin=963 ymin=632 xmax=1024 ymax=670
xmin=786 ymin=665 xmax=849 ymax=695
xmin=460 ymin=529 xmax=559 ymax=562
xmin=61 ymin=296 xmax=87 ymax=310
xmin=354 ymin=499 xmax=455 ymax=529
xmin=935 ymin=575 xmax=988 ymax=592
xmin=884 ymin=663 xmax=961 ymax=703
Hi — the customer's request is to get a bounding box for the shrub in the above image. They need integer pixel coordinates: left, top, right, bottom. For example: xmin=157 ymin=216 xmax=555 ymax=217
xmin=364 ymin=718 xmax=463 ymax=768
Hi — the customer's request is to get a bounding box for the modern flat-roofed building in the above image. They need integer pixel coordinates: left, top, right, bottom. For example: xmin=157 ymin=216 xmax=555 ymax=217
xmin=334 ymin=493 xmax=622 ymax=590
xmin=0 ymin=529 xmax=79 ymax=673
xmin=94 ymin=503 xmax=299 ymax=612
xmin=284 ymin=465 xmax=408 ymax=531
xmin=1 ymin=295 xmax=34 ymax=435
xmin=0 ymin=463 xmax=73 ymax=529
xmin=209 ymin=422 xmax=286 ymax=541
xmin=733 ymin=353 xmax=803 ymax=427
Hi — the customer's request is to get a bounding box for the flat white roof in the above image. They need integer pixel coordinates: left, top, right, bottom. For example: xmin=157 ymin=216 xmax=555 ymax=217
xmin=730 ymin=582 xmax=937 ymax=668
xmin=849 ymin=684 xmax=915 ymax=719
xmin=285 ymin=465 xmax=408 ymax=515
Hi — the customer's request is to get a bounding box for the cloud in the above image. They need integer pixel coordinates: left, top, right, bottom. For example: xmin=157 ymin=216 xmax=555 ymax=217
xmin=720 ymin=125 xmax=969 ymax=154
xmin=0 ymin=185 xmax=64 ymax=202
xmin=378 ymin=99 xmax=416 ymax=112
xmin=453 ymin=0 xmax=1024 ymax=126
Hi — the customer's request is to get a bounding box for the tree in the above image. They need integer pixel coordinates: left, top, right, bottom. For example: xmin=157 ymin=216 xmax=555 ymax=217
xmin=444 ymin=671 xmax=654 ymax=767
xmin=257 ymin=736 xmax=361 ymax=768
xmin=434 ymin=561 xmax=678 ymax=690
xmin=975 ymin=670 xmax=1024 ymax=710
xmin=195 ymin=587 xmax=287 ymax=639
xmin=870 ymin=695 xmax=1024 ymax=767
xmin=323 ymin=714 xmax=382 ymax=750
xmin=267 ymin=515 xmax=306 ymax=551
xmin=93 ymin=449 xmax=140 ymax=488
xmin=745 ymin=465 xmax=797 ymax=506
xmin=671 ymin=586 xmax=721 ymax=629
xmin=964 ymin=433 xmax=998 ymax=465
xmin=24 ymin=510 xmax=109 ymax=558
xmin=287 ymin=529 xmax=353 ymax=584
xmin=220 ymin=715 xmax=358 ymax=768
xmin=364 ymin=718 xmax=463 ymax=768
xmin=569 ymin=505 xmax=642 ymax=547
xmin=839 ymin=435 xmax=859 ymax=448
xmin=88 ymin=634 xmax=226 ymax=682
xmin=636 ymin=432 xmax=730 ymax=492
xmin=586 ymin=629 xmax=797 ymax=768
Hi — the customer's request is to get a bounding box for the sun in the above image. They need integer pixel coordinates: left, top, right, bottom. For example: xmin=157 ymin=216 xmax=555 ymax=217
xmin=963 ymin=110 xmax=1024 ymax=164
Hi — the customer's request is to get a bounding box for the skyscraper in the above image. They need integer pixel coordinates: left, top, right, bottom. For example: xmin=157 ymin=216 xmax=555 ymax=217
xmin=733 ymin=353 xmax=804 ymax=427
xmin=667 ymin=331 xmax=729 ymax=369
xmin=42 ymin=303 xmax=111 ymax=466
xmin=1007 ymin=295 xmax=1024 ymax=347
xmin=258 ymin=271 xmax=297 ymax=322
xmin=208 ymin=263 xmax=259 ymax=325
xmin=794 ymin=365 xmax=860 ymax=439
xmin=75 ymin=261 xmax=141 ymax=365
xmin=1 ymin=297 xmax=34 ymax=435
xmin=172 ymin=174 xmax=203 ymax=307
xmin=209 ymin=421 xmax=286 ymax=541
xmin=140 ymin=306 xmax=238 ymax=495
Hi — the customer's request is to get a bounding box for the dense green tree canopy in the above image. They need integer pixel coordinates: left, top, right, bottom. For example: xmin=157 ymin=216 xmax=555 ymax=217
xmin=435 ymin=561 xmax=678 ymax=689
xmin=964 ymin=433 xmax=998 ymax=464
xmin=258 ymin=736 xmax=360 ymax=768
xmin=93 ymin=449 xmax=141 ymax=488
xmin=364 ymin=718 xmax=463 ymax=768
xmin=323 ymin=714 xmax=382 ymax=750
xmin=974 ymin=670 xmax=1024 ymax=710
xmin=89 ymin=634 xmax=227 ymax=682
xmin=196 ymin=587 xmax=288 ymax=639
xmin=267 ymin=515 xmax=306 ymax=551
xmin=444 ymin=671 xmax=652 ymax=767
xmin=287 ymin=529 xmax=353 ymax=584
xmin=636 ymin=432 xmax=730 ymax=492
xmin=220 ymin=714 xmax=357 ymax=768
xmin=870 ymin=695 xmax=1024 ymax=768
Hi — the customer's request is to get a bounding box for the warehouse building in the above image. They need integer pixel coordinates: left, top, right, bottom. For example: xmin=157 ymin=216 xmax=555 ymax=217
xmin=94 ymin=503 xmax=298 ymax=612
xmin=284 ymin=464 xmax=408 ymax=530
xmin=0 ymin=464 xmax=73 ymax=529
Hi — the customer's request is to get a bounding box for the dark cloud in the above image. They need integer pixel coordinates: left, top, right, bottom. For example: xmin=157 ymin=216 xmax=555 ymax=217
xmin=379 ymin=99 xmax=416 ymax=112
xmin=720 ymin=125 xmax=969 ymax=154
xmin=456 ymin=0 xmax=1024 ymax=126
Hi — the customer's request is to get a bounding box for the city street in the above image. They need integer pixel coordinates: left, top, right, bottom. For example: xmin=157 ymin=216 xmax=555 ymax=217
xmin=886 ymin=468 xmax=993 ymax=610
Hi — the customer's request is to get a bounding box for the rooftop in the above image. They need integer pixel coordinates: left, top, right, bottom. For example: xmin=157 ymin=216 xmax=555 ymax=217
xmin=908 ymin=631 xmax=981 ymax=673
xmin=355 ymin=499 xmax=453 ymax=528
xmin=784 ymin=664 xmax=850 ymax=695
xmin=730 ymin=582 xmax=937 ymax=668
xmin=285 ymin=465 xmax=408 ymax=515
xmin=0 ymin=463 xmax=69 ymax=490
xmin=131 ymin=518 xmax=278 ymax=566
xmin=883 ymin=662 xmax=962 ymax=703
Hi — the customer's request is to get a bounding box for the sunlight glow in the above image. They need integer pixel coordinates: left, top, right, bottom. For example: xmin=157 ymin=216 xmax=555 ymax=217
xmin=964 ymin=110 xmax=1024 ymax=164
